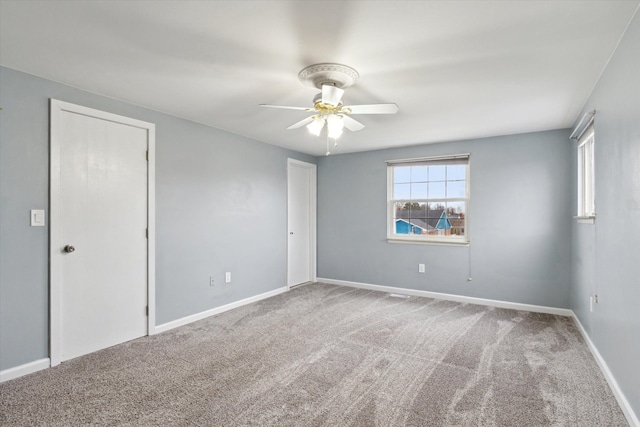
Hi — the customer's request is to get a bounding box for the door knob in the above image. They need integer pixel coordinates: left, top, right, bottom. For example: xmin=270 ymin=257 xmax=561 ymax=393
xmin=64 ymin=245 xmax=75 ymax=253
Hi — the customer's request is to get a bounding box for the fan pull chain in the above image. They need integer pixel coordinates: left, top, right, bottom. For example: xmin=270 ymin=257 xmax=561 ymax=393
xmin=326 ymin=133 xmax=330 ymax=156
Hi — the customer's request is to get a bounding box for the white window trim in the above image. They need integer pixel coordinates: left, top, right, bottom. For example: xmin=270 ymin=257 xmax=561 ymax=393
xmin=386 ymin=154 xmax=470 ymax=245
xmin=575 ymin=123 xmax=595 ymax=223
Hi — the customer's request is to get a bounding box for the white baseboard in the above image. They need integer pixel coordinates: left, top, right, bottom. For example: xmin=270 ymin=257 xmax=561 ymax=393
xmin=154 ymin=286 xmax=289 ymax=334
xmin=317 ymin=278 xmax=573 ymax=317
xmin=0 ymin=358 xmax=50 ymax=383
xmin=571 ymin=313 xmax=639 ymax=427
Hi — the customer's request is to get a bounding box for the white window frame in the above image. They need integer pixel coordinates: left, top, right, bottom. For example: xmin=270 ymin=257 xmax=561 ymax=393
xmin=576 ymin=123 xmax=595 ymax=223
xmin=387 ymin=154 xmax=470 ymax=245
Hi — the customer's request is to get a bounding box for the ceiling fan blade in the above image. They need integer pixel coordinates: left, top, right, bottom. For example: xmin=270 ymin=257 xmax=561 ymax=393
xmin=342 ymin=115 xmax=365 ymax=132
xmin=286 ymin=116 xmax=315 ymax=130
xmin=322 ymin=85 xmax=344 ymax=106
xmin=260 ymin=104 xmax=312 ymax=111
xmin=343 ymin=103 xmax=399 ymax=114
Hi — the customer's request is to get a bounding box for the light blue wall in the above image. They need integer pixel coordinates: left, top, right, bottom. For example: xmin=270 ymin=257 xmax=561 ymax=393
xmin=0 ymin=67 xmax=315 ymax=371
xmin=318 ymin=129 xmax=573 ymax=308
xmin=570 ymin=10 xmax=640 ymax=418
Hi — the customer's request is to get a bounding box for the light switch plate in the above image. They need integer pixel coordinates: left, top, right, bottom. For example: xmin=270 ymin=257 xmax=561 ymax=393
xmin=31 ymin=209 xmax=45 ymax=226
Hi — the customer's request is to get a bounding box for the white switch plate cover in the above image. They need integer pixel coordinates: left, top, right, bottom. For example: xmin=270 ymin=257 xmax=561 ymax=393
xmin=418 ymin=264 xmax=425 ymax=273
xmin=225 ymin=272 xmax=231 ymax=283
xmin=31 ymin=209 xmax=45 ymax=226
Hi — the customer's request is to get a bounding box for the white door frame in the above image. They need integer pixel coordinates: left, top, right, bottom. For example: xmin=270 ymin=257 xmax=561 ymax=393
xmin=287 ymin=158 xmax=317 ymax=288
xmin=49 ymin=99 xmax=156 ymax=367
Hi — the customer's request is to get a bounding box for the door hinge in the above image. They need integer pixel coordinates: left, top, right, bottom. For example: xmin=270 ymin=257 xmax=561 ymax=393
xmin=146 ymin=150 xmax=149 ymax=161
xmin=145 ymin=306 xmax=149 ymax=316
xmin=146 ymin=228 xmax=149 ymax=238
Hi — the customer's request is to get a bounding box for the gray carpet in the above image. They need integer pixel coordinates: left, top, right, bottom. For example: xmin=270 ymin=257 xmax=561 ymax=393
xmin=0 ymin=283 xmax=628 ymax=426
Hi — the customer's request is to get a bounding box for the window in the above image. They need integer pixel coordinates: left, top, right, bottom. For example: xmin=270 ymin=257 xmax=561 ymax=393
xmin=387 ymin=155 xmax=469 ymax=244
xmin=577 ymin=124 xmax=595 ymax=219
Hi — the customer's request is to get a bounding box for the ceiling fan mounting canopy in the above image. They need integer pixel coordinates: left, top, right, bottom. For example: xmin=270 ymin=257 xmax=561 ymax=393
xmin=298 ymin=63 xmax=360 ymax=89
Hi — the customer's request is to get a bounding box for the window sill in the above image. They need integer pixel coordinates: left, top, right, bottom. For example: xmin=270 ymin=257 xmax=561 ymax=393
xmin=387 ymin=238 xmax=469 ymax=247
xmin=574 ymin=216 xmax=595 ymax=224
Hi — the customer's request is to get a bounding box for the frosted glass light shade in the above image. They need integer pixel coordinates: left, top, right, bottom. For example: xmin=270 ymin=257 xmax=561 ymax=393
xmin=327 ymin=114 xmax=344 ymax=139
xmin=306 ymin=116 xmax=324 ymax=136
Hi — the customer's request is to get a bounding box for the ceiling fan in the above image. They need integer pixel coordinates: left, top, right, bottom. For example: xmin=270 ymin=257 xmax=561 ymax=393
xmin=260 ymin=63 xmax=398 ymax=153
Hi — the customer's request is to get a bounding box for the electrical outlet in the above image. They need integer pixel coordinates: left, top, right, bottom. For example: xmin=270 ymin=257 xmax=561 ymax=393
xmin=225 ymin=272 xmax=231 ymax=283
xmin=418 ymin=264 xmax=425 ymax=273
xmin=210 ymin=276 xmax=215 ymax=287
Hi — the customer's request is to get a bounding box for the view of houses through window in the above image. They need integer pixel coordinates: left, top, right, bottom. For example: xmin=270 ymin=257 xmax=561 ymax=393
xmin=388 ymin=155 xmax=469 ymax=243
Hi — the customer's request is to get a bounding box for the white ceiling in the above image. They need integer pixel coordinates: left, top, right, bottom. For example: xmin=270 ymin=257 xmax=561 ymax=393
xmin=1 ymin=1 xmax=638 ymax=156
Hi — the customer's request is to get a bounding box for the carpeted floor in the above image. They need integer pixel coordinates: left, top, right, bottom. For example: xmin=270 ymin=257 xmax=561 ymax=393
xmin=0 ymin=283 xmax=628 ymax=426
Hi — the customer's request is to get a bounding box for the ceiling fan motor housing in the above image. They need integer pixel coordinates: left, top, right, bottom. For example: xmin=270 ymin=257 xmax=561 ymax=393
xmin=312 ymin=93 xmax=342 ymax=113
xmin=298 ymin=63 xmax=359 ymax=89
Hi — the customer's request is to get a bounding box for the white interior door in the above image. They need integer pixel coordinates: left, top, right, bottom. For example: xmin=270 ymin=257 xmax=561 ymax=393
xmin=287 ymin=159 xmax=316 ymax=288
xmin=50 ymin=100 xmax=155 ymax=365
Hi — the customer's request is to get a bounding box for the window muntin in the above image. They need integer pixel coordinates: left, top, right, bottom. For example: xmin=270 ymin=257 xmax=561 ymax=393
xmin=388 ymin=156 xmax=469 ymax=243
xmin=577 ymin=125 xmax=595 ymax=218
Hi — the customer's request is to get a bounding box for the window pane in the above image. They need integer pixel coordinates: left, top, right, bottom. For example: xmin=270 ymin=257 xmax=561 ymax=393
xmin=446 ymin=201 xmax=465 ymax=216
xmin=411 ymin=165 xmax=428 ymax=182
xmin=446 ymin=181 xmax=466 ymax=198
xmin=428 ymin=181 xmax=445 ymax=198
xmin=420 ymin=203 xmax=442 ymax=236
xmin=427 ymin=203 xmax=445 ymax=219
xmin=447 ymin=165 xmax=466 ymax=181
xmin=394 ymin=166 xmax=411 ymax=183
xmin=577 ymin=145 xmax=584 ymax=215
xmin=585 ymin=138 xmax=595 ymax=215
xmin=577 ymin=127 xmax=595 ymax=217
xmin=394 ymin=202 xmax=427 ymax=235
xmin=408 ymin=204 xmax=428 ymax=234
xmin=394 ymin=183 xmax=410 ymax=199
xmin=411 ymin=182 xmax=428 ymax=198
xmin=429 ymin=165 xmax=446 ymax=181
xmin=446 ymin=202 xmax=465 ymax=237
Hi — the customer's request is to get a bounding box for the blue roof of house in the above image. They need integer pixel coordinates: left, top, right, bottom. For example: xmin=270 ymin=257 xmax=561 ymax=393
xmin=395 ymin=218 xmax=430 ymax=231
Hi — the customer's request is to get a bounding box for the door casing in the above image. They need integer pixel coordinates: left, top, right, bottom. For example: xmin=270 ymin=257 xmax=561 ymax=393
xmin=287 ymin=158 xmax=317 ymax=288
xmin=49 ymin=99 xmax=156 ymax=366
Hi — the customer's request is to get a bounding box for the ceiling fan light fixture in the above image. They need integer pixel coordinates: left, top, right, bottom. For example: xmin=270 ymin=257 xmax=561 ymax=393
xmin=261 ymin=62 xmax=398 ymax=150
xmin=306 ymin=116 xmax=324 ymax=136
xmin=326 ymin=114 xmax=344 ymax=139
